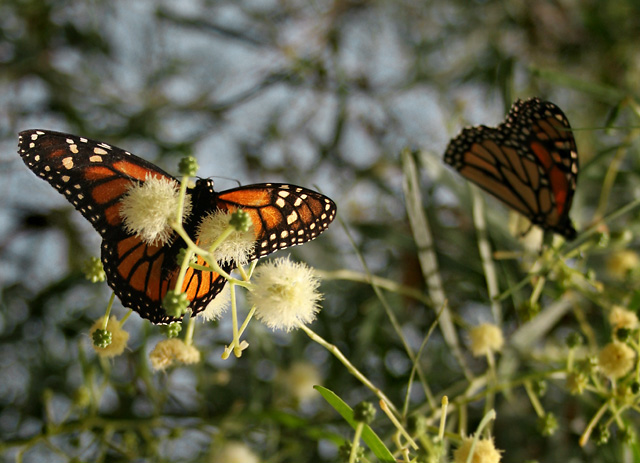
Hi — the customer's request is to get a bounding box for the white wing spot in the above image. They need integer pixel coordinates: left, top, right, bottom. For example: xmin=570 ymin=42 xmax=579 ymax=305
xmin=90 ymin=155 xmax=103 ymax=163
xmin=287 ymin=211 xmax=298 ymax=225
xmin=34 ymin=155 xmax=40 ymax=161
xmin=280 ymin=230 xmax=289 ymax=239
xmin=278 ymin=190 xmax=290 ymax=198
xmin=294 ymin=198 xmax=303 ymax=207
xmin=78 ymin=194 xmax=84 ymax=200
xmin=62 ymin=175 xmax=70 ymax=182
xmin=270 ymin=233 xmax=276 ymax=241
xmin=62 ymin=157 xmax=74 ymax=169
xmin=93 ymin=147 xmax=108 ymax=155
xmin=310 ymin=223 xmax=316 ymax=230
xmin=70 ymin=144 xmax=79 ymax=154
xmin=29 ymin=142 xmax=35 ymax=148
xmin=276 ymin=198 xmax=286 ymax=208
xmin=98 ymin=143 xmax=111 ymax=150
xmin=44 ymin=165 xmax=50 ymax=172
xmin=31 ymin=134 xmax=38 ymax=140
xmin=301 ymin=194 xmax=308 ymax=200
xmin=80 ymin=138 xmax=88 ymax=143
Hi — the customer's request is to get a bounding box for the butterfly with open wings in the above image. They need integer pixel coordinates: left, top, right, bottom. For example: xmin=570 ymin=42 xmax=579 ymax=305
xmin=18 ymin=130 xmax=336 ymax=324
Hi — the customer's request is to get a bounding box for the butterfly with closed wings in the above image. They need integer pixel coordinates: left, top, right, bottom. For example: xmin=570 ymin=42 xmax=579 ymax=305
xmin=444 ymin=97 xmax=579 ymax=240
xmin=18 ymin=130 xmax=336 ymax=324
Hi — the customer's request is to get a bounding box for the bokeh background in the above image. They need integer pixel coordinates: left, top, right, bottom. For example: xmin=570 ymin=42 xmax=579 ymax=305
xmin=2 ymin=1 xmax=640 ymax=462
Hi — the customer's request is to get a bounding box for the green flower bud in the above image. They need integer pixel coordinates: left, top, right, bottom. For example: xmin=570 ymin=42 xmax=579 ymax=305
xmin=83 ymin=256 xmax=106 ymax=283
xmin=163 ymin=290 xmax=190 ymax=317
xmin=178 ymin=156 xmax=199 ymax=177
xmin=92 ymin=328 xmax=112 ymax=348
xmin=537 ymin=412 xmax=558 ymax=436
xmin=229 ymin=209 xmax=252 ymax=232
xmin=338 ymin=442 xmax=364 ymax=463
xmin=353 ymin=401 xmax=376 ymax=424
xmin=162 ymin=322 xmax=183 ymax=338
xmin=565 ymin=332 xmax=583 ymax=349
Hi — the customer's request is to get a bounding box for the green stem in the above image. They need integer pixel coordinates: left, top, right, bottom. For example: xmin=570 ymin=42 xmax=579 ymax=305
xmin=102 ymin=293 xmax=115 ymax=329
xmin=171 ymin=236 xmax=195 ymax=295
xmin=175 ymin=175 xmax=190 ymax=224
xmin=465 ymin=410 xmax=496 ymax=463
xmin=482 ymin=352 xmax=496 ymax=422
xmin=524 ymin=380 xmax=544 ymax=417
xmin=206 ymin=225 xmax=235 ymax=253
xmin=119 ymin=309 xmax=132 ymax=326
xmin=379 ymin=400 xmax=418 ymax=450
xmin=349 ymin=422 xmax=364 ymax=463
xmin=184 ymin=317 xmax=196 ymax=346
xmin=299 ymin=324 xmax=399 ymax=416
xmin=438 ymin=396 xmax=449 ymax=441
xmin=237 ymin=305 xmax=257 ymax=341
xmin=580 ymin=400 xmax=609 ymax=447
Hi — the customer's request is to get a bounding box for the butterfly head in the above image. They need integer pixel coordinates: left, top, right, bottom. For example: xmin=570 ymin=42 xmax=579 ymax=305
xmin=194 ymin=178 xmax=215 ymax=192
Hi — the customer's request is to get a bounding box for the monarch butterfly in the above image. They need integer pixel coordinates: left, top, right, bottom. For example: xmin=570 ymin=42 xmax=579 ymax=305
xmin=444 ymin=97 xmax=578 ymax=240
xmin=18 ymin=130 xmax=336 ymax=324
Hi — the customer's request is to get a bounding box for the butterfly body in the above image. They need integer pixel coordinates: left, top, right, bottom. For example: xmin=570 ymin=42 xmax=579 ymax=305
xmin=444 ymin=97 xmax=578 ymax=240
xmin=19 ymin=130 xmax=336 ymax=324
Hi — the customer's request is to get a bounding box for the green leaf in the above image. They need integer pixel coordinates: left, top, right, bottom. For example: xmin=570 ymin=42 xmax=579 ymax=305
xmin=314 ymin=385 xmax=396 ymax=462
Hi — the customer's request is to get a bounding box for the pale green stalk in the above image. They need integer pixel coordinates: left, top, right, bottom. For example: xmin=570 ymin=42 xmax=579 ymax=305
xmin=102 ymin=293 xmax=115 ymax=330
xmin=379 ymin=400 xmax=418 ymax=450
xmin=349 ymin=422 xmax=364 ymax=463
xmin=299 ymin=324 xmax=399 ymax=415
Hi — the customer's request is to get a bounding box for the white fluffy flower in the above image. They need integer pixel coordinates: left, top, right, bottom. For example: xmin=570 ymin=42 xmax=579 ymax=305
xmin=210 ymin=442 xmax=259 ymax=463
xmin=89 ymin=316 xmax=129 ymax=358
xmin=599 ymin=342 xmax=636 ymax=379
xmin=609 ymin=306 xmax=639 ymax=331
xmin=469 ymin=323 xmax=504 ymax=357
xmin=120 ymin=175 xmax=192 ymax=245
xmin=197 ymin=210 xmax=255 ymax=265
xmin=453 ymin=436 xmax=502 ymax=463
xmin=248 ymin=257 xmax=322 ymax=331
xmin=198 ymin=286 xmax=231 ymax=321
xmin=149 ymin=338 xmax=200 ymax=371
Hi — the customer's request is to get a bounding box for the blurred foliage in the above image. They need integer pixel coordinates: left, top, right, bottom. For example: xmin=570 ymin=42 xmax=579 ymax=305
xmin=2 ymin=0 xmax=640 ymax=462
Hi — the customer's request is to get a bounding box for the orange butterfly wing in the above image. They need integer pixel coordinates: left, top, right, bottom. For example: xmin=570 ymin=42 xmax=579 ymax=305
xmin=19 ymin=131 xmax=336 ymax=324
xmin=444 ymin=97 xmax=578 ymax=239
xmin=213 ymin=182 xmax=337 ymax=259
